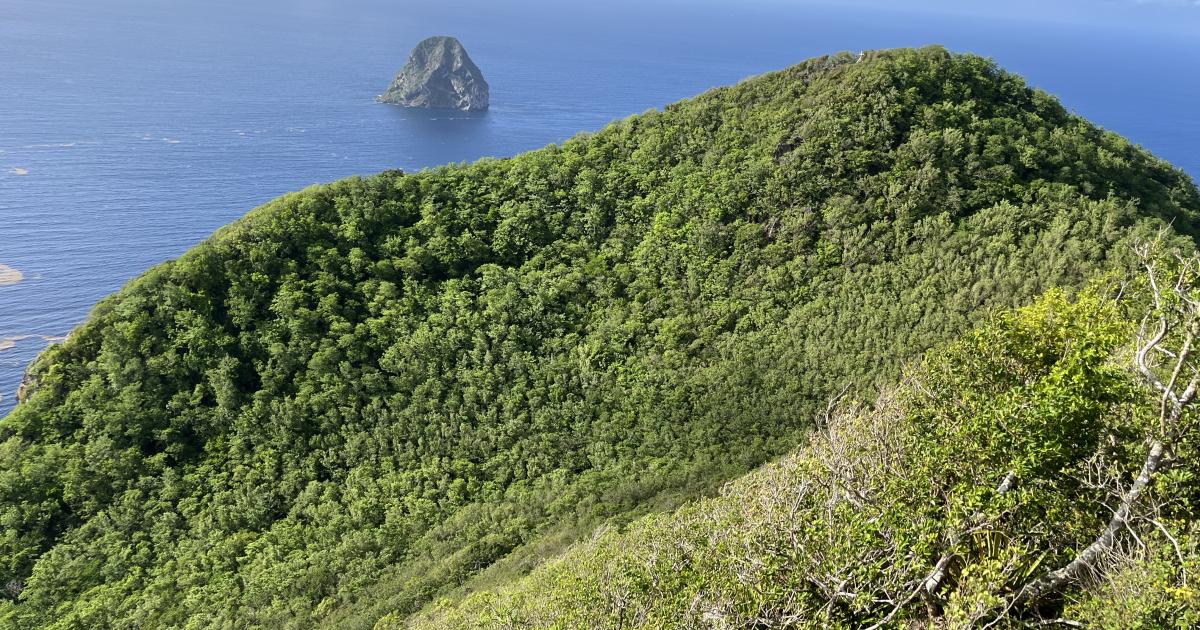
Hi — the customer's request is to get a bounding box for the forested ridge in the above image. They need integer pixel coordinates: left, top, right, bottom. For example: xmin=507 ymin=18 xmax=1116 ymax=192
xmin=1 ymin=47 xmax=1198 ymax=628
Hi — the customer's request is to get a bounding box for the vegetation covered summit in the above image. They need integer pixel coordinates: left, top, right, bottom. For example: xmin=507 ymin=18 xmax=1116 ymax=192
xmin=1 ymin=47 xmax=1198 ymax=628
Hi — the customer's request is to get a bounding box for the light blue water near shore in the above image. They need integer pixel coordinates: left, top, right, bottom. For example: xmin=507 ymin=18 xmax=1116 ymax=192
xmin=1 ymin=0 xmax=1198 ymax=414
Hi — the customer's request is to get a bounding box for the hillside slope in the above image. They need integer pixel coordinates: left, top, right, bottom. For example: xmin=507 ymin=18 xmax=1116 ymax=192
xmin=1 ymin=47 xmax=1198 ymax=628
xmin=412 ymin=282 xmax=1200 ymax=628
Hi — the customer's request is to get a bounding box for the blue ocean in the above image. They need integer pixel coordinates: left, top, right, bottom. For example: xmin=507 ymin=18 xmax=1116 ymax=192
xmin=2 ymin=0 xmax=1198 ymax=415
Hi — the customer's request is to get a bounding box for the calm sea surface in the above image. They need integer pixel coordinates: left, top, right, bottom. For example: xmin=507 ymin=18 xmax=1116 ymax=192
xmin=2 ymin=0 xmax=1197 ymax=415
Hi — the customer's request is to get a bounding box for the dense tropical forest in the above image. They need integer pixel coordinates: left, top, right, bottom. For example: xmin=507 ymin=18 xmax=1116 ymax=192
xmin=413 ymin=269 xmax=1200 ymax=628
xmin=1 ymin=47 xmax=1199 ymax=628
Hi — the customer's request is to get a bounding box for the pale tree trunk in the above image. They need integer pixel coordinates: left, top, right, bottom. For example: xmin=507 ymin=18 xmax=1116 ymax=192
xmin=1016 ymin=242 xmax=1198 ymax=608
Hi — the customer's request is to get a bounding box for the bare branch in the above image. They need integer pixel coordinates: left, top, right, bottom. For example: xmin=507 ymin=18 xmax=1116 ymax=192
xmin=922 ymin=471 xmax=1017 ymax=603
xmin=1017 ymin=241 xmax=1199 ymax=607
xmin=1035 ymin=619 xmax=1085 ymax=628
xmin=1146 ymin=517 xmax=1187 ymax=578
